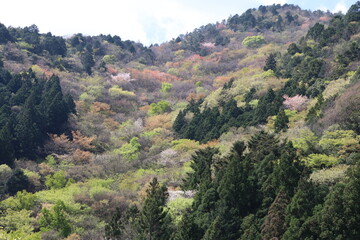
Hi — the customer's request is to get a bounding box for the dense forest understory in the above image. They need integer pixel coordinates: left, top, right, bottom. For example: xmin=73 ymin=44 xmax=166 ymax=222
xmin=0 ymin=2 xmax=359 ymax=240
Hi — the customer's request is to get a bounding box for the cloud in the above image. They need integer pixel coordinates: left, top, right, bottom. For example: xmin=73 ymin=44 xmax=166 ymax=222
xmin=137 ymin=0 xmax=217 ymax=44
xmin=0 ymin=0 xmax=150 ymax=43
xmin=0 ymin=0 xmax=261 ymax=45
xmin=333 ymin=1 xmax=348 ymax=13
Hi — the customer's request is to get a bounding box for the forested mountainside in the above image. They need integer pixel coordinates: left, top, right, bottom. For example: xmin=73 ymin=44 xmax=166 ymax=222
xmin=0 ymin=2 xmax=359 ymax=240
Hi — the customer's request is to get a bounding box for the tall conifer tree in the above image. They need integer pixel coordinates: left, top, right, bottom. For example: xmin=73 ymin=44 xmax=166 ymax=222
xmin=139 ymin=178 xmax=171 ymax=240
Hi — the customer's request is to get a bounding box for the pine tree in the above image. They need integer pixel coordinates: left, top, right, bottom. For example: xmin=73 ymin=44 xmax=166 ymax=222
xmin=82 ymin=50 xmax=95 ymax=75
xmin=64 ymin=93 xmax=76 ymax=114
xmin=0 ymin=23 xmax=12 ymax=44
xmin=311 ymin=162 xmax=360 ymax=240
xmin=39 ymin=200 xmax=72 ymax=237
xmin=261 ymin=191 xmax=289 ymax=240
xmin=244 ymin=87 xmax=256 ymax=103
xmin=173 ymin=209 xmax=201 ymax=240
xmin=14 ymin=93 xmax=42 ymax=158
xmin=345 ymin=1 xmax=360 ymax=22
xmin=45 ymin=92 xmax=67 ymax=133
xmin=6 ymin=74 xmax=22 ymax=93
xmin=254 ymin=88 xmax=276 ymax=124
xmin=182 ymin=147 xmax=218 ymax=190
xmin=173 ymin=110 xmax=186 ymax=133
xmin=105 ymin=205 xmax=141 ymax=240
xmin=342 ymin=162 xmax=360 ymax=238
xmin=287 ymin=43 xmax=301 ymax=55
xmin=9 ymin=77 xmax=32 ymax=106
xmin=248 ymin=131 xmax=280 ymax=163
xmin=283 ymin=179 xmax=329 ymax=240
xmin=202 ymin=216 xmax=223 ymax=240
xmin=105 ymin=208 xmax=125 ymax=239
xmin=0 ymin=68 xmax=12 ymax=85
xmin=270 ymin=142 xmax=303 ymax=197
xmin=240 ymin=214 xmax=262 ymax=240
xmin=40 ymin=75 xmax=71 ymax=133
xmin=0 ymin=105 xmax=14 ymax=166
xmin=216 ymin=142 xmax=258 ymax=240
xmin=274 ymin=109 xmax=289 ymax=132
xmin=263 ymin=53 xmax=277 ymax=72
xmin=6 ymin=169 xmax=30 ymax=195
xmin=0 ymin=122 xmax=15 ymax=166
xmin=139 ymin=178 xmax=172 ymax=240
xmin=0 ymin=87 xmax=11 ymax=107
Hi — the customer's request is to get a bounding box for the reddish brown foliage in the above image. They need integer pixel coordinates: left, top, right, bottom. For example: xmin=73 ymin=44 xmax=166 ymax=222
xmin=186 ymin=54 xmax=204 ymax=62
xmin=47 ymin=133 xmax=72 ymax=154
xmin=129 ymin=68 xmax=181 ymax=83
xmin=90 ymin=102 xmax=114 ymax=114
xmin=45 ymin=131 xmax=96 ymax=162
xmin=213 ymin=75 xmax=232 ymax=88
xmin=107 ymin=66 xmax=118 ymax=75
xmin=319 ymin=16 xmax=331 ymax=22
xmin=72 ymin=149 xmax=93 ymax=164
xmin=145 ymin=113 xmax=173 ymax=130
xmin=39 ymin=163 xmax=55 ymax=176
xmin=103 ymin=118 xmax=120 ymax=130
xmin=72 ymin=130 xmax=96 ymax=150
xmin=186 ymin=92 xmax=206 ymax=101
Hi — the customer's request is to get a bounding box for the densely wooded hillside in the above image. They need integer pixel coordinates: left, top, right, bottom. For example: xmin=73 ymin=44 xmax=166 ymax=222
xmin=0 ymin=2 xmax=359 ymax=240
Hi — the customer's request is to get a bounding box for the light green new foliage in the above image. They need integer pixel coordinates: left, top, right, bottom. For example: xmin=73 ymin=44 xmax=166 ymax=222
xmin=79 ymin=92 xmax=95 ymax=103
xmin=242 ymin=36 xmax=265 ymax=48
xmin=89 ymin=185 xmax=115 ymax=200
xmin=167 ymin=197 xmax=193 ymax=225
xmin=0 ymin=209 xmax=37 ymax=239
xmin=115 ymin=137 xmax=141 ymax=161
xmin=45 ymin=155 xmax=56 ymax=166
xmin=148 ymin=100 xmax=171 ymax=115
xmin=119 ymin=168 xmax=166 ymax=191
xmin=36 ymin=178 xmax=113 ymax=211
xmin=141 ymin=129 xmax=162 ymax=138
xmin=16 ymin=190 xmax=38 ymax=210
xmin=161 ymin=82 xmax=173 ymax=93
xmin=1 ymin=190 xmax=38 ymax=211
xmin=171 ymin=139 xmax=200 ymax=152
xmin=319 ymin=129 xmax=358 ymax=154
xmin=79 ymin=85 xmax=104 ymax=103
xmin=0 ymin=164 xmax=12 ymax=188
xmin=310 ymin=164 xmax=349 ymax=185
xmin=302 ymin=154 xmax=340 ymax=168
xmin=109 ymin=85 xmax=135 ymax=98
xmin=39 ymin=201 xmax=72 ymax=237
xmin=292 ymin=128 xmax=318 ymax=152
xmin=17 ymin=41 xmax=34 ymax=50
xmin=87 ymin=85 xmax=104 ymax=98
xmin=102 ymin=54 xmax=117 ymax=64
xmin=0 ymin=231 xmax=41 ymax=240
xmin=45 ymin=170 xmax=73 ymax=190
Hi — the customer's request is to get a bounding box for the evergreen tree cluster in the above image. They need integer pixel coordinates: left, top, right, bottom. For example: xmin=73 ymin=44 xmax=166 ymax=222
xmin=175 ymin=4 xmax=316 ymax=56
xmin=105 ymin=177 xmax=172 ymax=240
xmin=4 ymin=25 xmax=67 ymax=56
xmin=278 ymin=3 xmax=360 ymax=97
xmin=0 ymin=68 xmax=75 ymax=166
xmin=107 ymin=132 xmax=360 ymax=239
xmin=173 ymin=87 xmax=283 ymax=143
xmin=227 ymin=4 xmax=305 ymax=32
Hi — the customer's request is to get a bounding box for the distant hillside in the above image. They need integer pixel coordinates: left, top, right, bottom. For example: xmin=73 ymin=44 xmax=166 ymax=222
xmin=0 ymin=3 xmax=359 ymax=240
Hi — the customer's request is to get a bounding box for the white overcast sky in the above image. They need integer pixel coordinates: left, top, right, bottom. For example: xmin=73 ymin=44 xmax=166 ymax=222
xmin=0 ymin=0 xmax=353 ymax=45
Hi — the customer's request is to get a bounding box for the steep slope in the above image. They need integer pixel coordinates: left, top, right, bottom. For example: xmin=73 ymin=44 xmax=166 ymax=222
xmin=0 ymin=3 xmax=359 ymax=239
